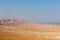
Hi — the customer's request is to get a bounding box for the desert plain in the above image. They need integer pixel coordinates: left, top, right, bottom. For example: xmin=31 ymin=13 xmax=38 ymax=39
xmin=0 ymin=19 xmax=60 ymax=40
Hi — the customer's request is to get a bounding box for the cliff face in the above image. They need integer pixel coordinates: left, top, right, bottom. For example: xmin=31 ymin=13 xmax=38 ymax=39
xmin=0 ymin=19 xmax=60 ymax=40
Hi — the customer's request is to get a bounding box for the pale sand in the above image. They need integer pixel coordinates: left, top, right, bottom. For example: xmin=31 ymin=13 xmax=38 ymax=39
xmin=0 ymin=23 xmax=60 ymax=40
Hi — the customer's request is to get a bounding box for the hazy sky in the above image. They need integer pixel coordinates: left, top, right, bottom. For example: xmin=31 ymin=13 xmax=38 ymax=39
xmin=0 ymin=0 xmax=60 ymax=23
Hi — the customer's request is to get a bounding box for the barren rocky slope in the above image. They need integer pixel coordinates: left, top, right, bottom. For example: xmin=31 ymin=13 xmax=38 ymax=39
xmin=0 ymin=19 xmax=60 ymax=40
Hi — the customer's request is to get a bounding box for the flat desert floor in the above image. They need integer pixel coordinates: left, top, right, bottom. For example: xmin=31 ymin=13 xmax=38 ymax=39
xmin=0 ymin=23 xmax=60 ymax=40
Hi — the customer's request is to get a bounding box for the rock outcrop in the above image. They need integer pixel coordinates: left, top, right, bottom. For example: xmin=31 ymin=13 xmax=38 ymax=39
xmin=0 ymin=19 xmax=24 ymax=26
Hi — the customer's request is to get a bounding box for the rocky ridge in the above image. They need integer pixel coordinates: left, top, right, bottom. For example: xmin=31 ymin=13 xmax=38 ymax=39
xmin=0 ymin=19 xmax=24 ymax=26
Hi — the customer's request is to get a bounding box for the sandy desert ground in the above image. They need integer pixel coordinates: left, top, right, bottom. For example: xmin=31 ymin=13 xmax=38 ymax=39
xmin=0 ymin=19 xmax=60 ymax=40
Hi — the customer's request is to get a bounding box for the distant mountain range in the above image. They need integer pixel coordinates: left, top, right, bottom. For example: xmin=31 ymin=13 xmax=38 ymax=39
xmin=34 ymin=22 xmax=60 ymax=25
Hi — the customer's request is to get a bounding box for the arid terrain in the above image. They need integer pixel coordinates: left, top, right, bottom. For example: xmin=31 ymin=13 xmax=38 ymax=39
xmin=0 ymin=19 xmax=60 ymax=40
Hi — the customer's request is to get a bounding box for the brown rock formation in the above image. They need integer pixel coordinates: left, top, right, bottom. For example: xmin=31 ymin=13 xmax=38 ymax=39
xmin=0 ymin=19 xmax=24 ymax=26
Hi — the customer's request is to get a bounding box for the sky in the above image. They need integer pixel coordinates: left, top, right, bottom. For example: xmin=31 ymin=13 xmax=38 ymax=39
xmin=0 ymin=0 xmax=60 ymax=23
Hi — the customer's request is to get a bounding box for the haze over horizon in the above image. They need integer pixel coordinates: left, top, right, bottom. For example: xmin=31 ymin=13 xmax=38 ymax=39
xmin=0 ymin=0 xmax=60 ymax=23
